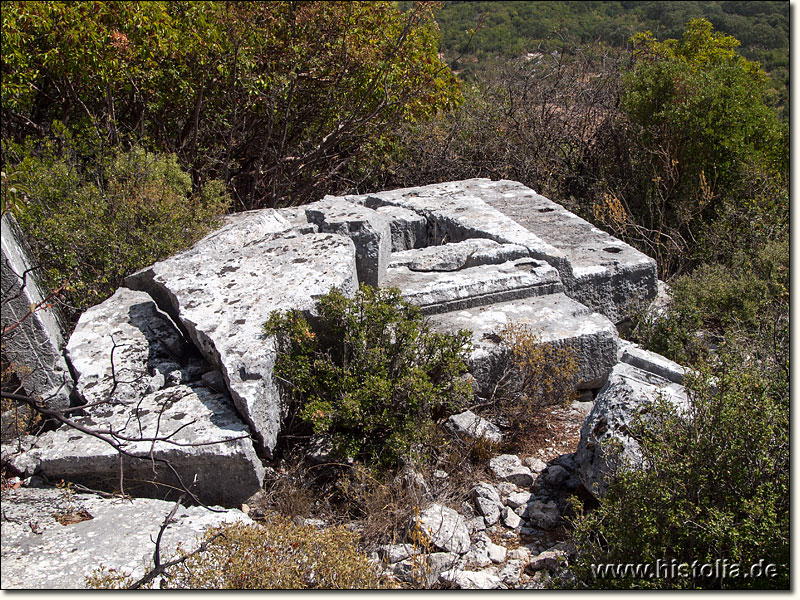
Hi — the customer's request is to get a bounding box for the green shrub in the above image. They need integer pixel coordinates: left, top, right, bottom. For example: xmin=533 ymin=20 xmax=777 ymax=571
xmin=5 ymin=130 xmax=229 ymax=324
xmin=264 ymin=285 xmax=473 ymax=469
xmin=569 ymin=352 xmax=789 ymax=589
xmin=88 ymin=516 xmax=389 ymax=589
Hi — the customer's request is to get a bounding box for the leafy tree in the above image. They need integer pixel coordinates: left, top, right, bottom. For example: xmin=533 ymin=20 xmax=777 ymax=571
xmin=2 ymin=1 xmax=461 ymax=208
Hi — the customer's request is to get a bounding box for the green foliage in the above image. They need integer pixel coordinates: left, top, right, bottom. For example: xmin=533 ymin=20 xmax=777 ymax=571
xmin=265 ymin=285 xmax=472 ymax=469
xmin=88 ymin=516 xmax=389 ymax=589
xmin=2 ymin=1 xmax=460 ymax=208
xmin=5 ymin=130 xmax=229 ymax=322
xmin=569 ymin=352 xmax=789 ymax=589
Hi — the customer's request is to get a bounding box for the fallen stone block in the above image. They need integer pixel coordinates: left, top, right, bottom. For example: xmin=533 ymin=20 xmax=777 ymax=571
xmin=428 ymin=293 xmax=618 ymax=395
xmin=306 ymin=197 xmax=391 ymax=287
xmin=385 ymin=258 xmax=562 ymax=315
xmin=490 ymin=454 xmax=535 ymax=488
xmin=0 ymin=487 xmax=251 ymax=589
xmin=576 ymin=362 xmax=689 ymax=498
xmin=126 ymin=229 xmax=358 ymax=455
xmin=389 ymin=239 xmax=530 ymax=272
xmin=440 ymin=568 xmax=505 ymax=589
xmin=1 ymin=213 xmax=73 ymax=410
xmin=620 ymin=342 xmax=686 ymax=384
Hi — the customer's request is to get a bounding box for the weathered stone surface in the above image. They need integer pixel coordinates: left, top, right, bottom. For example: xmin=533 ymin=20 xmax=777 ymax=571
xmin=576 ymin=362 xmax=688 ymax=497
xmin=471 ymin=482 xmax=502 ymax=526
xmin=389 ymin=239 xmax=530 ymax=272
xmin=489 ymin=454 xmax=534 ymax=488
xmin=620 ymin=342 xmax=685 ymax=384
xmin=526 ymin=548 xmax=568 ymax=573
xmin=126 ymin=229 xmax=358 ymax=455
xmin=523 ymin=457 xmax=548 ymax=473
xmin=374 ymin=205 xmax=428 ymax=251
xmin=1 ymin=213 xmax=73 ymax=410
xmin=14 ymin=382 xmax=264 ymax=507
xmin=478 ymin=178 xmax=658 ymax=323
xmin=0 ymin=487 xmax=251 ymax=589
xmin=306 ymin=197 xmax=391 ymax=287
xmin=53 ymin=287 xmax=265 ymax=506
xmin=379 ymin=543 xmax=416 ymax=565
xmin=409 ymin=503 xmax=471 ymax=555
xmin=440 ymin=568 xmax=505 ymax=589
xmin=351 ymin=180 xmax=571 ymax=277
xmin=429 ymin=292 xmax=618 ymax=394
xmin=385 ymin=258 xmax=562 ymax=315
xmin=66 ymin=288 xmax=189 ymax=407
xmin=524 ymin=499 xmax=560 ymax=530
xmin=391 ymin=552 xmax=463 ymax=587
xmin=445 ymin=410 xmax=502 ymax=444
xmin=505 ymin=491 xmax=534 ymax=510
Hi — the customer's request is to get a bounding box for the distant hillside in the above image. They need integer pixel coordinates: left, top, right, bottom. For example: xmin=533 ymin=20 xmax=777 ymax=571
xmin=402 ymin=1 xmax=788 ymax=113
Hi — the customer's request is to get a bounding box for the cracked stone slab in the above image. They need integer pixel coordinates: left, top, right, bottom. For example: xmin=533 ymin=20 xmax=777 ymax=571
xmin=374 ymin=205 xmax=428 ymax=251
xmin=385 ymin=258 xmax=562 ymax=315
xmin=125 ymin=228 xmax=358 ymax=456
xmin=576 ymin=362 xmax=688 ymax=498
xmin=1 ymin=487 xmax=251 ymax=589
xmin=428 ymin=293 xmax=618 ymax=395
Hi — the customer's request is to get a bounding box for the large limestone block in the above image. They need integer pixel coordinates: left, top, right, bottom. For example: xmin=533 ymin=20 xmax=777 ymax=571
xmin=1 ymin=213 xmax=73 ymax=410
xmin=479 ymin=179 xmax=658 ymax=323
xmin=126 ymin=229 xmax=358 ymax=455
xmin=409 ymin=503 xmax=471 ymax=554
xmin=428 ymin=293 xmax=618 ymax=395
xmin=1 ymin=487 xmax=251 ymax=588
xmin=12 ymin=383 xmax=265 ymax=507
xmin=305 ymin=197 xmax=391 ymax=287
xmin=344 ymin=180 xmax=572 ymax=277
xmin=576 ymin=362 xmax=688 ymax=498
xmin=384 ymin=258 xmax=562 ymax=315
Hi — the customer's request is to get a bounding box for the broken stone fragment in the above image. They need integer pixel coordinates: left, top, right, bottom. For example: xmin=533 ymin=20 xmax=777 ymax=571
xmin=409 ymin=503 xmax=471 ymax=555
xmin=374 ymin=205 xmax=428 ymax=251
xmin=445 ymin=410 xmax=502 ymax=444
xmin=489 ymin=454 xmax=535 ymax=488
xmin=0 ymin=487 xmax=252 ymax=589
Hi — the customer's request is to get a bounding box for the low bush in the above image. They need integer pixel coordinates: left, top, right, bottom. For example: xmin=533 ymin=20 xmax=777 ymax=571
xmin=88 ymin=516 xmax=389 ymax=589
xmin=264 ymin=285 xmax=473 ymax=470
xmin=568 ymin=351 xmax=789 ymax=589
xmin=4 ymin=129 xmax=229 ymax=325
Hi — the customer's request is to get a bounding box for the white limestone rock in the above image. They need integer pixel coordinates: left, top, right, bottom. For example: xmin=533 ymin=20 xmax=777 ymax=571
xmin=126 ymin=228 xmax=358 ymax=456
xmin=429 ymin=293 xmax=618 ymax=395
xmin=489 ymin=454 xmax=535 ymax=488
xmin=440 ymin=568 xmax=505 ymax=589
xmin=305 ymin=196 xmax=391 ymax=287
xmin=445 ymin=410 xmax=502 ymax=444
xmin=374 ymin=205 xmax=428 ymax=251
xmin=409 ymin=503 xmax=471 ymax=555
xmin=576 ymin=362 xmax=689 ymax=498
xmin=0 ymin=487 xmax=252 ymax=589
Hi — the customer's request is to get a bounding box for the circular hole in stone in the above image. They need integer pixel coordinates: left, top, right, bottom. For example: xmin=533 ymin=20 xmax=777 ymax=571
xmin=603 ymin=246 xmax=623 ymax=254
xmin=538 ymin=207 xmax=555 ymax=213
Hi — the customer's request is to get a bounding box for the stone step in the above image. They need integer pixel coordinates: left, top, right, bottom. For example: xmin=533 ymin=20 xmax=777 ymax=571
xmin=427 ymin=293 xmax=618 ymax=394
xmin=384 ymin=258 xmax=563 ymax=315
